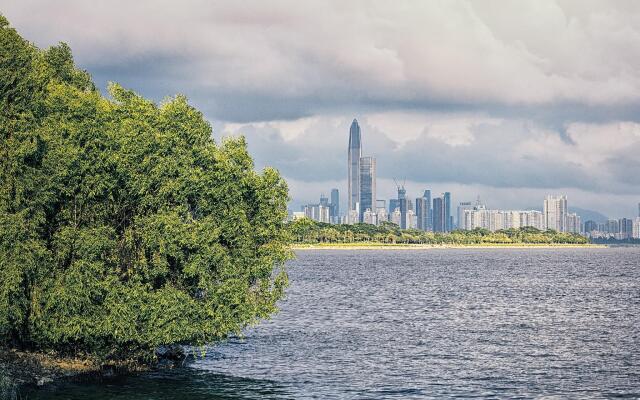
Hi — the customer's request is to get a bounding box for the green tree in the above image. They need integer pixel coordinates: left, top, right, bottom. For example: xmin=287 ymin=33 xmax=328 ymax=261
xmin=0 ymin=16 xmax=291 ymax=363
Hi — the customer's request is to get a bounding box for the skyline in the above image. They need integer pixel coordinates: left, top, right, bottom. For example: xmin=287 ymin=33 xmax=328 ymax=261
xmin=3 ymin=1 xmax=640 ymax=217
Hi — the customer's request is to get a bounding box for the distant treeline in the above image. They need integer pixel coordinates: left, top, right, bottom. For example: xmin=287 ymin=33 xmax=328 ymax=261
xmin=288 ymin=218 xmax=589 ymax=245
xmin=589 ymin=238 xmax=640 ymax=245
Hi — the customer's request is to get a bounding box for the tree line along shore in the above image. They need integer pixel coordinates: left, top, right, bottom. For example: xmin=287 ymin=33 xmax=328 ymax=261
xmin=287 ymin=218 xmax=590 ymax=246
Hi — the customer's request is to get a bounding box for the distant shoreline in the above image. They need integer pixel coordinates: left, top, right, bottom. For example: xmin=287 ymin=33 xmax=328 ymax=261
xmin=292 ymin=243 xmax=607 ymax=250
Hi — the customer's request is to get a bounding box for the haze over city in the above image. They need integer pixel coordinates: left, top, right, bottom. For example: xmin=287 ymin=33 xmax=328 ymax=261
xmin=3 ymin=0 xmax=640 ymax=217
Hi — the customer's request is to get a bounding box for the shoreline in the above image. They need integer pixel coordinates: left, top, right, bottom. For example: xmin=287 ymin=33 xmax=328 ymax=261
xmin=0 ymin=349 xmax=102 ymax=397
xmin=292 ymin=243 xmax=607 ymax=250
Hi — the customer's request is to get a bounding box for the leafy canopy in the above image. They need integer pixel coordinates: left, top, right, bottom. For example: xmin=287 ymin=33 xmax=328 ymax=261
xmin=0 ymin=15 xmax=291 ymax=362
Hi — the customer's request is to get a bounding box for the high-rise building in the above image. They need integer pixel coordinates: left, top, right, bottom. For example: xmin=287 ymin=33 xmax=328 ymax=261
xmin=619 ymin=218 xmax=633 ymax=240
xmin=423 ymin=190 xmax=432 ymax=231
xmin=433 ymin=197 xmax=446 ymax=233
xmin=359 ymin=156 xmax=376 ymax=223
xmin=406 ymin=210 xmax=417 ymax=229
xmin=389 ymin=199 xmax=400 ymax=215
xmin=303 ymin=204 xmax=330 ymax=223
xmin=566 ymin=213 xmax=581 ymax=234
xmin=633 ymin=217 xmax=640 ymax=239
xmin=398 ymin=185 xmax=408 ymax=229
xmin=347 ymin=119 xmax=361 ymax=223
xmin=584 ymin=220 xmax=598 ymax=233
xmin=376 ymin=200 xmax=388 ymax=224
xmin=363 ymin=208 xmax=377 ymax=225
xmin=330 ymin=188 xmax=339 ymax=223
xmin=544 ymin=195 xmax=568 ymax=232
xmin=462 ymin=208 xmax=545 ymax=231
xmin=320 ymin=194 xmax=329 ymax=207
xmin=415 ymin=197 xmax=428 ymax=230
xmin=443 ymin=192 xmax=452 ymax=232
xmin=390 ymin=207 xmax=402 ymax=226
xmin=605 ymin=219 xmax=619 ymax=234
xmin=457 ymin=202 xmax=473 ymax=230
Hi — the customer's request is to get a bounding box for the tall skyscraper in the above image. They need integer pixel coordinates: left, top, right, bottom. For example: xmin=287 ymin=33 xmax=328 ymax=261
xmin=443 ymin=192 xmax=452 ymax=232
xmin=423 ymin=190 xmax=432 ymax=231
xmin=544 ymin=195 xmax=568 ymax=232
xmin=347 ymin=119 xmax=361 ymax=223
xmin=359 ymin=156 xmax=376 ymax=222
xmin=330 ymin=188 xmax=339 ymax=222
xmin=398 ymin=185 xmax=408 ymax=229
xmin=415 ymin=197 xmax=427 ymax=230
xmin=433 ymin=197 xmax=445 ymax=232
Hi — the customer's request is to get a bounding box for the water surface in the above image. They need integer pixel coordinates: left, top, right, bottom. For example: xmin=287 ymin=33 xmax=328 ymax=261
xmin=25 ymin=248 xmax=640 ymax=399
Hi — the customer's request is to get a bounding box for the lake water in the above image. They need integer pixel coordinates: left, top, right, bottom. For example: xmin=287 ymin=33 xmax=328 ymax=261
xmin=24 ymin=248 xmax=640 ymax=399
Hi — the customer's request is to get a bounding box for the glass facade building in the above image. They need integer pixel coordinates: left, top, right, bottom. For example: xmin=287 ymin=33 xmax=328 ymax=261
xmin=347 ymin=119 xmax=361 ymax=223
xmin=359 ymin=157 xmax=376 ymax=222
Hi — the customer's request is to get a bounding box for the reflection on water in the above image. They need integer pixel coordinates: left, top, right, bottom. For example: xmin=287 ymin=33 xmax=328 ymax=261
xmin=22 ymin=369 xmax=289 ymax=399
xmin=22 ymin=248 xmax=640 ymax=399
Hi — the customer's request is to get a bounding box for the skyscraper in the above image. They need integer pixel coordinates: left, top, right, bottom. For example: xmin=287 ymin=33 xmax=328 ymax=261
xmin=423 ymin=190 xmax=432 ymax=231
xmin=619 ymin=218 xmax=633 ymax=239
xmin=330 ymin=188 xmax=339 ymax=222
xmin=415 ymin=197 xmax=427 ymax=230
xmin=347 ymin=119 xmax=361 ymax=223
xmin=544 ymin=195 xmax=568 ymax=232
xmin=433 ymin=197 xmax=445 ymax=232
xmin=389 ymin=199 xmax=400 ymax=215
xmin=443 ymin=192 xmax=452 ymax=232
xmin=359 ymin=156 xmax=376 ymax=222
xmin=398 ymin=185 xmax=408 ymax=229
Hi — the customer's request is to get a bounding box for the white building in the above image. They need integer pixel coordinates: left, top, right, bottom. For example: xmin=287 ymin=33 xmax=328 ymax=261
xmin=363 ymin=208 xmax=377 ymax=225
xmin=457 ymin=202 xmax=473 ymax=230
xmin=376 ymin=206 xmax=388 ymax=225
xmin=406 ymin=210 xmax=417 ymax=229
xmin=544 ymin=195 xmax=568 ymax=232
xmin=347 ymin=208 xmax=359 ymax=225
xmin=304 ymin=204 xmax=330 ymax=223
xmin=390 ymin=207 xmax=402 ymax=226
xmin=566 ymin=213 xmax=581 ymax=234
xmin=633 ymin=217 xmax=640 ymax=239
xmin=463 ymin=209 xmax=545 ymax=231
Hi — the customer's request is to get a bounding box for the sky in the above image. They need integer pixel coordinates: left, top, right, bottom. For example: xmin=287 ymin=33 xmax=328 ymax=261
xmin=3 ymin=0 xmax=640 ymax=218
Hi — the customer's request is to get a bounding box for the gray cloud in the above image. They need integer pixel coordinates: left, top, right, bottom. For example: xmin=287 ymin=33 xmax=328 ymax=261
xmin=6 ymin=1 xmax=640 ymax=122
xmin=2 ymin=0 xmax=639 ymax=217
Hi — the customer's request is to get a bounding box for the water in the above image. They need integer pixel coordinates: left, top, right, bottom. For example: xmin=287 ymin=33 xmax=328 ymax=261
xmin=23 ymin=248 xmax=640 ymax=399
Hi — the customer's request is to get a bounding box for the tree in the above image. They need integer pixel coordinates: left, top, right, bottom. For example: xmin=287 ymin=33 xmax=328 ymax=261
xmin=0 ymin=16 xmax=291 ymax=363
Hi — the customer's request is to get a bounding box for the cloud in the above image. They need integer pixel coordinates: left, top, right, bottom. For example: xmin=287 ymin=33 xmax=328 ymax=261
xmin=2 ymin=0 xmax=639 ymax=217
xmin=5 ymin=0 xmax=640 ymax=122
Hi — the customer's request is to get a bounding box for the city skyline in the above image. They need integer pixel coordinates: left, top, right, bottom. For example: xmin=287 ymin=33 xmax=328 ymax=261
xmin=294 ymin=118 xmax=638 ymax=222
xmin=4 ymin=2 xmax=640 ymax=218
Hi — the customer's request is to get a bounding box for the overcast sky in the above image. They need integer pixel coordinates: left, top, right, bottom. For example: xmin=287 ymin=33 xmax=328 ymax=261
xmin=3 ymin=0 xmax=640 ymax=218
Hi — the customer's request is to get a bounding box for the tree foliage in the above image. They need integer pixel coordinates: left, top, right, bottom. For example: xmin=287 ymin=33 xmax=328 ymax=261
xmin=0 ymin=15 xmax=291 ymax=362
xmin=288 ymin=218 xmax=589 ymax=245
